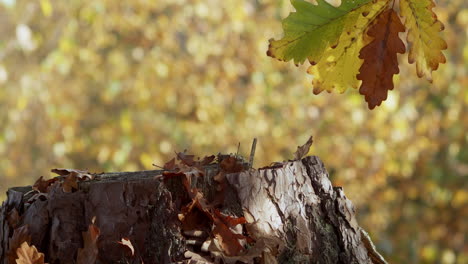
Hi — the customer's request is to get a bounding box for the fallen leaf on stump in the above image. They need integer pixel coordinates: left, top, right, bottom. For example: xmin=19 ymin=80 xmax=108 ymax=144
xmin=163 ymin=158 xmax=177 ymax=170
xmin=220 ymin=156 xmax=244 ymax=173
xmin=51 ymin=168 xmax=94 ymax=180
xmin=118 ymin=237 xmax=135 ymax=256
xmin=62 ymin=173 xmax=79 ymax=193
xmin=15 ymin=242 xmax=46 ymax=264
xmin=177 ymin=151 xmax=196 ymax=166
xmin=7 ymin=225 xmax=32 ymax=264
xmin=293 ymin=136 xmax=314 ymax=160
xmin=32 ymin=176 xmax=58 ymax=193
xmin=76 ymin=222 xmax=100 ymax=264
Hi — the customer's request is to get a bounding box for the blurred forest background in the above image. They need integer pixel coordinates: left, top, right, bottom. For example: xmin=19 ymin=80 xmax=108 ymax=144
xmin=0 ymin=0 xmax=466 ymax=263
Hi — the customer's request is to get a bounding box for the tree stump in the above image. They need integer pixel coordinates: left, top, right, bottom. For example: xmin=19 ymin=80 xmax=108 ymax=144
xmin=0 ymin=156 xmax=387 ymax=264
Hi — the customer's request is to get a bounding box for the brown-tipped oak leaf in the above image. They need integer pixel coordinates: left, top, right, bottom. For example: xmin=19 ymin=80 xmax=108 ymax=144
xmin=400 ymin=0 xmax=447 ymax=82
xmin=268 ymin=0 xmax=447 ymax=109
xmin=357 ymin=9 xmax=406 ymax=109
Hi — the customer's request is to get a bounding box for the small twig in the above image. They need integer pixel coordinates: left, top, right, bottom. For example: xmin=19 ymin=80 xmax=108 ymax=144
xmin=236 ymin=142 xmax=241 ymax=158
xmin=152 ymin=163 xmax=164 ymax=169
xmin=249 ymin=138 xmax=257 ymax=168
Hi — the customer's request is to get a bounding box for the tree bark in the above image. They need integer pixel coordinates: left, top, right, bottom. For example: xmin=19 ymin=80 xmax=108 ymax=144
xmin=0 ymin=156 xmax=387 ymax=264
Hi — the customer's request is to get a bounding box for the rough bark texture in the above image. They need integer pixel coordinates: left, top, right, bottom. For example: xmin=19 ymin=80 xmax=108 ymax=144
xmin=227 ymin=156 xmax=385 ymax=264
xmin=0 ymin=156 xmax=386 ymax=264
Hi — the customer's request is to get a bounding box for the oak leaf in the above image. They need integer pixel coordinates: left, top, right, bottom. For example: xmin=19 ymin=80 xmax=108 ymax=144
xmin=76 ymin=223 xmax=100 ymax=264
xmin=357 ymin=9 xmax=406 ymax=109
xmin=400 ymin=0 xmax=447 ymax=81
xmin=15 ymin=242 xmax=46 ymax=264
xmin=8 ymin=225 xmax=32 ymax=264
xmin=163 ymin=157 xmax=176 ymax=170
xmin=177 ymin=151 xmax=196 ymax=166
xmin=32 ymin=176 xmax=58 ymax=193
xmin=267 ymin=0 xmax=372 ymax=65
xmin=51 ymin=168 xmax=93 ymax=180
xmin=308 ymin=0 xmax=389 ymax=94
xmin=62 ymin=173 xmax=78 ymax=193
xmin=219 ymin=156 xmax=244 ymax=173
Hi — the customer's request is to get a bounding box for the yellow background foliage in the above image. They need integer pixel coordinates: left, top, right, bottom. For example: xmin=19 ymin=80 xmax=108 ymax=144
xmin=0 ymin=0 xmax=466 ymax=263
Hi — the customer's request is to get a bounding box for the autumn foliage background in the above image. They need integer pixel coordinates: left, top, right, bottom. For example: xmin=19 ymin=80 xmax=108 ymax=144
xmin=0 ymin=0 xmax=466 ymax=263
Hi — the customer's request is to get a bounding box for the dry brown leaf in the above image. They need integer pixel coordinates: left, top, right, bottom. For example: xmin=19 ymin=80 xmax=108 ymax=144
xmin=163 ymin=157 xmax=176 ymax=170
xmin=179 ymin=197 xmax=213 ymax=232
xmin=213 ymin=210 xmax=247 ymax=228
xmin=357 ymin=9 xmax=406 ymax=109
xmin=32 ymin=176 xmax=58 ymax=193
xmin=51 ymin=168 xmax=94 ymax=180
xmin=62 ymin=173 xmax=79 ymax=193
xmin=7 ymin=225 xmax=32 ymax=263
xmin=198 ymin=155 xmax=215 ymax=167
xmin=177 ymin=151 xmax=196 ymax=166
xmin=76 ymin=223 xmax=100 ymax=264
xmin=293 ymin=136 xmax=313 ymax=160
xmin=212 ymin=215 xmax=250 ymax=256
xmin=220 ymin=156 xmax=244 ymax=173
xmin=118 ymin=237 xmax=135 ymax=256
xmin=184 ymin=250 xmax=214 ymax=264
xmin=163 ymin=166 xmax=202 ymax=199
xmin=15 ymin=242 xmax=46 ymax=264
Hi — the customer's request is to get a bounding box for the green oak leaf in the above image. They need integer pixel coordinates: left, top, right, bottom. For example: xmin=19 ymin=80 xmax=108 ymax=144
xmin=267 ymin=0 xmax=373 ymax=65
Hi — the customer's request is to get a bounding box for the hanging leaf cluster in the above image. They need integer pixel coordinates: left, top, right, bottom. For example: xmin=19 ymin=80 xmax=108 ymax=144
xmin=267 ymin=0 xmax=447 ymax=109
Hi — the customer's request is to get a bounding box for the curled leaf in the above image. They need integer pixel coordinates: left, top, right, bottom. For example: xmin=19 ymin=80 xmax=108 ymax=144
xmin=15 ymin=242 xmax=46 ymax=264
xmin=118 ymin=237 xmax=135 ymax=256
xmin=294 ymin=136 xmax=314 ymax=160
xmin=32 ymin=176 xmax=58 ymax=193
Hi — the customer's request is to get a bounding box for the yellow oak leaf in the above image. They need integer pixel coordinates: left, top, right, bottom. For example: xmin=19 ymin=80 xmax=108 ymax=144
xmin=308 ymin=0 xmax=389 ymax=94
xmin=400 ymin=0 xmax=447 ymax=82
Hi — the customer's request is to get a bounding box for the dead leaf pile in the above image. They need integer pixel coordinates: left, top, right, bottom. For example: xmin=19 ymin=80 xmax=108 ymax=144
xmin=32 ymin=168 xmax=94 ymax=195
xmin=2 ymin=151 xmax=280 ymax=263
xmin=51 ymin=168 xmax=94 ymax=193
xmin=160 ymin=152 xmax=279 ymax=263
